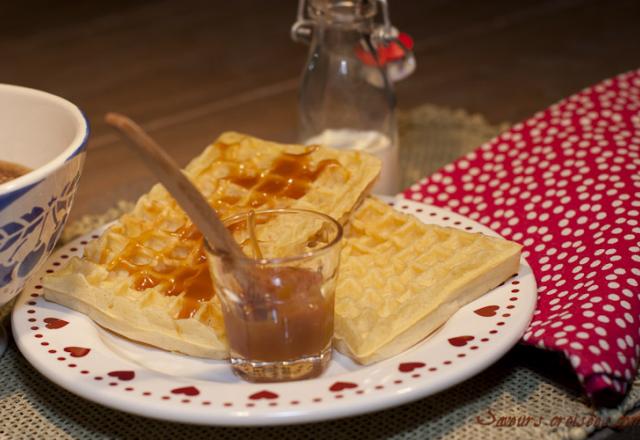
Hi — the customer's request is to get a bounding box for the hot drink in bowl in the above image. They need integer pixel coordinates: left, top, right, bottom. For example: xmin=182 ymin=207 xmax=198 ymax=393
xmin=0 ymin=160 xmax=31 ymax=184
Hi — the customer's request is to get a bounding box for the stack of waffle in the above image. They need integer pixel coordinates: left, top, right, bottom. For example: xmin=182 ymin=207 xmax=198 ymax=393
xmin=44 ymin=132 xmax=520 ymax=363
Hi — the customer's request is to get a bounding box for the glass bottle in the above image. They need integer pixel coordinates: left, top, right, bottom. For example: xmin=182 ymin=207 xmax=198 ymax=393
xmin=292 ymin=0 xmax=414 ymax=195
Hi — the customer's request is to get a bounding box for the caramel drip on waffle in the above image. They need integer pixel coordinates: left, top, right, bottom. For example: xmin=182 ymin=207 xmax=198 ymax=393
xmin=223 ymin=144 xmax=341 ymax=208
xmin=101 ymin=143 xmax=341 ymax=319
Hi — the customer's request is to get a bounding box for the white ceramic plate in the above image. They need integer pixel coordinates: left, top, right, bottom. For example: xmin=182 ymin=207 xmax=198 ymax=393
xmin=12 ymin=197 xmax=536 ymax=426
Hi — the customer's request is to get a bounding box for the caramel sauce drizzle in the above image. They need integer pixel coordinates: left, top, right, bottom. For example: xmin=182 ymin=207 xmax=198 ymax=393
xmin=100 ymin=143 xmax=342 ymax=319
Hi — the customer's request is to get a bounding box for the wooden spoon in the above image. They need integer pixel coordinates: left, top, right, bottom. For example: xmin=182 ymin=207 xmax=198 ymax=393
xmin=104 ymin=112 xmax=246 ymax=265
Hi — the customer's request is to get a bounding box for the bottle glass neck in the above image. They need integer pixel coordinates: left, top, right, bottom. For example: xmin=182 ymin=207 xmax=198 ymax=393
xmin=309 ymin=0 xmax=377 ymax=24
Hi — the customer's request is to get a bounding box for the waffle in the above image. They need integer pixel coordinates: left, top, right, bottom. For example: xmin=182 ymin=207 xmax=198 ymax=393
xmin=44 ymin=132 xmax=381 ymax=358
xmin=333 ymin=197 xmax=521 ymax=364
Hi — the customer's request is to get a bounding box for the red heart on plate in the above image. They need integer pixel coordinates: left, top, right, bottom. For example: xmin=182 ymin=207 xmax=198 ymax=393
xmin=448 ymin=336 xmax=475 ymax=347
xmin=249 ymin=390 xmax=279 ymax=400
xmin=108 ymin=370 xmax=135 ymax=381
xmin=474 ymin=305 xmax=499 ymax=317
xmin=44 ymin=317 xmax=68 ymax=329
xmin=171 ymin=386 xmax=200 ymax=396
xmin=63 ymin=346 xmax=90 ymax=357
xmin=398 ymin=362 xmax=426 ymax=373
xmin=329 ymin=381 xmax=358 ymax=392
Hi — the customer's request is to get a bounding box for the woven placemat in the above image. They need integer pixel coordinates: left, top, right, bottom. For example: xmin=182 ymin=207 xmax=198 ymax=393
xmin=1 ymin=104 xmax=638 ymax=440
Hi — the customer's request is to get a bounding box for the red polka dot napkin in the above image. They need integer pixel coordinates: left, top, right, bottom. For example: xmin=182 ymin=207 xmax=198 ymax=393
xmin=404 ymin=70 xmax=640 ymax=404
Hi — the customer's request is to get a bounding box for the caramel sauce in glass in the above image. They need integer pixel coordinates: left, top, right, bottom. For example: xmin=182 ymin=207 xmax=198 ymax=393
xmin=221 ymin=265 xmax=333 ymax=362
xmin=99 ymin=143 xmax=342 ymax=319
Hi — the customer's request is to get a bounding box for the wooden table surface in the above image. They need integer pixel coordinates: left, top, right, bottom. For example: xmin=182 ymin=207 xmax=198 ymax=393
xmin=3 ymin=0 xmax=639 ymax=222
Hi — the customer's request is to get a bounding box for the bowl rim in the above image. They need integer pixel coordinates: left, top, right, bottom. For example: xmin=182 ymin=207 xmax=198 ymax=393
xmin=0 ymin=83 xmax=90 ymax=196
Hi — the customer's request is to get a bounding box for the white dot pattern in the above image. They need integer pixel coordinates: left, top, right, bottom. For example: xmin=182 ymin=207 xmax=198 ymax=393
xmin=404 ymin=70 xmax=640 ymax=400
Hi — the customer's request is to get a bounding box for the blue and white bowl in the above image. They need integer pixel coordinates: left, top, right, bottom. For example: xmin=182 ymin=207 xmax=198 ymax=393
xmin=0 ymin=84 xmax=89 ymax=306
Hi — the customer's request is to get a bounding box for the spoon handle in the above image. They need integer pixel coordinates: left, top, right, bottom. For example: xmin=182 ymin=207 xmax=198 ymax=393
xmin=104 ymin=112 xmax=244 ymax=262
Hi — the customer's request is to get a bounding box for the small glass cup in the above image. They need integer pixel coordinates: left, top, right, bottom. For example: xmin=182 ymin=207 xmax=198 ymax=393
xmin=206 ymin=209 xmax=343 ymax=382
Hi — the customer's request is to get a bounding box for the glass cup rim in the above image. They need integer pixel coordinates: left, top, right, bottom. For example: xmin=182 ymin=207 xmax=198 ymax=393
xmin=206 ymin=208 xmax=343 ymax=266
